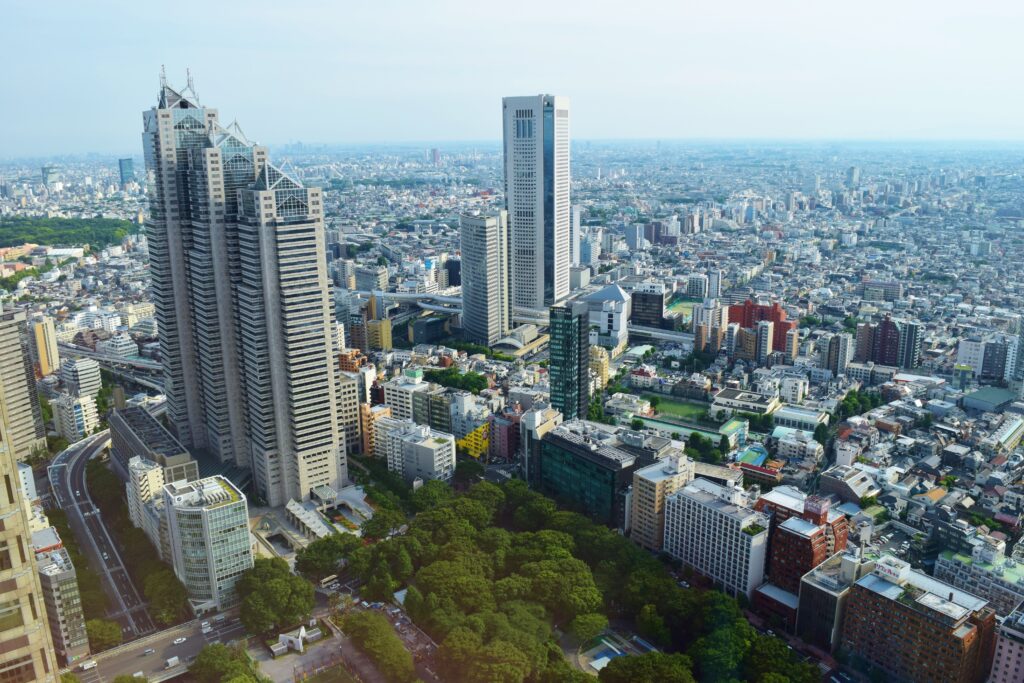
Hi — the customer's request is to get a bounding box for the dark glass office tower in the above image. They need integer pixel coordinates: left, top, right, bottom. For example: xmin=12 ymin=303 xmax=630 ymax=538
xmin=549 ymin=302 xmax=589 ymax=420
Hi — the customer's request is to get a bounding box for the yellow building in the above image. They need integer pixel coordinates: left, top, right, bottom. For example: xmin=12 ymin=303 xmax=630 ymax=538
xmin=366 ymin=319 xmax=393 ymax=351
xmin=457 ymin=422 xmax=490 ymax=459
xmin=589 ymin=345 xmax=609 ymax=390
xmin=32 ymin=317 xmax=60 ymax=376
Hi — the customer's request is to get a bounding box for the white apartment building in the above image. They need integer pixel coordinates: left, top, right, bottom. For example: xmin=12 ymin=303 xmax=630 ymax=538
xmin=382 ymin=369 xmax=432 ymax=421
xmin=53 ymin=392 xmax=99 ymax=441
xmin=502 ymin=94 xmax=570 ymax=311
xmin=60 ymin=357 xmax=101 ymax=399
xmin=663 ymin=478 xmax=770 ymax=599
xmin=376 ymin=419 xmax=455 ymax=485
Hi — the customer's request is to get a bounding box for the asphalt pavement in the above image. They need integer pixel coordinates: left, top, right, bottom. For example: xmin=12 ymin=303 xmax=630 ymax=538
xmin=71 ymin=617 xmax=247 ymax=682
xmin=48 ymin=432 xmax=156 ymax=636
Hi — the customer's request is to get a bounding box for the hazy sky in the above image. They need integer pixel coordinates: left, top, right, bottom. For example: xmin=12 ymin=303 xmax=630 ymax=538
xmin=3 ymin=0 xmax=1023 ymax=157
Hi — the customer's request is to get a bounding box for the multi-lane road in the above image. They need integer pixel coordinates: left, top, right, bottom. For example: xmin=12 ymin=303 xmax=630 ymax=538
xmin=48 ymin=432 xmax=156 ymax=636
xmin=73 ymin=615 xmax=247 ymax=683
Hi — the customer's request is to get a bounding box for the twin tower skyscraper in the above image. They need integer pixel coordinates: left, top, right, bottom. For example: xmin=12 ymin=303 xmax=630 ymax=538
xmin=462 ymin=95 xmax=572 ymax=346
xmin=144 ymin=77 xmax=346 ymax=507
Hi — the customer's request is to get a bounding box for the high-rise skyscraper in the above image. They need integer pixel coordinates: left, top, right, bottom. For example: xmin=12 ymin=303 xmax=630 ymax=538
xmin=460 ymin=212 xmax=510 ymax=346
xmin=548 ymin=302 xmax=589 ymax=421
xmin=143 ymin=76 xmax=346 ymax=506
xmin=0 ymin=309 xmax=45 ymax=461
xmin=118 ymin=158 xmax=135 ymax=186
xmin=0 ymin=399 xmax=58 ymax=679
xmin=898 ymin=320 xmax=922 ymax=369
xmin=707 ymin=267 xmax=723 ymax=299
xmin=502 ymin=94 xmax=570 ymax=311
xmin=872 ymin=314 xmax=902 ymax=367
xmin=570 ymin=205 xmax=582 ymax=267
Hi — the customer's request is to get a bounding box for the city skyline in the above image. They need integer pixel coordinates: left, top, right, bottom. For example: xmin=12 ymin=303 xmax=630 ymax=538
xmin=4 ymin=1 xmax=1024 ymax=157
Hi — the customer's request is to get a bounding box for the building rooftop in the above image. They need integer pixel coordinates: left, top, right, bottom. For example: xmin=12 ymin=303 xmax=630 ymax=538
xmin=165 ymin=475 xmax=244 ymax=510
xmin=857 ymin=555 xmax=987 ymax=623
xmin=941 ymin=550 xmax=1024 ymax=587
xmin=113 ymin=406 xmax=188 ymax=459
xmin=35 ymin=547 xmax=74 ymax=577
xmin=634 ymin=455 xmax=691 ymax=484
xmin=780 ymin=516 xmax=822 ymax=538
xmin=546 ymin=422 xmax=637 ymax=470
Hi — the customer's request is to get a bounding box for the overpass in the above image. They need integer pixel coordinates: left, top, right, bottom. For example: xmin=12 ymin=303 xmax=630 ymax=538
xmin=59 ymin=342 xmax=162 ymax=371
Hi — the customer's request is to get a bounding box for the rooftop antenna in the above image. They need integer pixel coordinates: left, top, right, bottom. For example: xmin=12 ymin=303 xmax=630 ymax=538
xmin=160 ymin=65 xmax=167 ymax=89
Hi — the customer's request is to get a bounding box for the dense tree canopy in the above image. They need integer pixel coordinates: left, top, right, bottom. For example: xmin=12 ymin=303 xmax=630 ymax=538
xmin=294 ymin=533 xmax=362 ymax=580
xmin=190 ymin=643 xmax=266 ymax=683
xmin=423 ymin=367 xmax=489 ymax=394
xmin=85 ymin=618 xmax=122 ymax=651
xmin=0 ymin=217 xmax=135 ymax=248
xmin=341 ymin=611 xmax=416 ymax=683
xmin=342 ymin=478 xmax=816 ymax=683
xmin=237 ymin=558 xmax=314 ymax=634
xmin=598 ymin=652 xmax=696 ymax=683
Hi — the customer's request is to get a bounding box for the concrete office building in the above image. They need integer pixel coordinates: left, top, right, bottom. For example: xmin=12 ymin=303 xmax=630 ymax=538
xmin=990 ymin=605 xmax=1024 ymax=683
xmin=796 ymin=550 xmax=877 ymax=653
xmin=30 ymin=317 xmax=60 ymax=377
xmin=34 ymin=548 xmax=89 ymax=666
xmin=0 ymin=405 xmax=59 ymax=680
xmin=520 ymin=403 xmax=563 ymax=487
xmin=934 ymin=539 xmax=1024 ymax=617
xmin=0 ymin=309 xmax=45 ymax=461
xmin=59 ymin=358 xmax=101 ymax=399
xmin=537 ymin=421 xmax=639 ymax=528
xmin=52 ymin=393 xmax=98 ymax=442
xmin=163 ymin=476 xmax=253 ymax=613
xmin=549 ymin=302 xmax=590 ymax=421
xmin=663 ymin=478 xmax=769 ymax=599
xmin=630 ymin=454 xmax=695 ymax=552
xmin=502 ymin=94 xmax=571 ymax=310
xmin=825 ymin=333 xmax=854 ymax=377
xmin=109 ymin=406 xmax=199 ymax=484
xmin=336 ymin=372 xmax=361 ymax=455
xmin=143 ymin=78 xmax=347 ymax=507
xmin=841 ymin=555 xmax=995 ymax=683
xmin=460 ymin=212 xmax=510 ymax=346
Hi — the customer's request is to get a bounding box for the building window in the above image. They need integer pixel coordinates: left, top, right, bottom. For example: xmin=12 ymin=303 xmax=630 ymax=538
xmin=0 ymin=599 xmax=24 ymax=633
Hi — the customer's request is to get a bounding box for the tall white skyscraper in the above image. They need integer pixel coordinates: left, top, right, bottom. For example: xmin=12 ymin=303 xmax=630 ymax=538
xmin=143 ymin=76 xmax=347 ymax=506
xmin=460 ymin=212 xmax=510 ymax=346
xmin=502 ymin=95 xmax=571 ymax=311
xmin=570 ymin=205 xmax=582 ymax=266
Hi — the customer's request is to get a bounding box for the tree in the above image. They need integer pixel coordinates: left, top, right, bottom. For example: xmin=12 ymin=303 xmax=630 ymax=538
xmin=295 ymin=533 xmax=362 ymax=580
xmin=813 ymin=423 xmax=830 ymax=445
xmin=648 ymin=396 xmax=660 ymax=408
xmin=361 ymin=507 xmax=406 ymax=540
xmin=191 ymin=643 xmax=262 ymax=683
xmin=236 ymin=558 xmax=314 ymax=634
xmin=455 ymin=459 xmax=485 ymax=484
xmin=630 ymin=418 xmax=645 ymax=431
xmin=859 ymin=496 xmax=877 ymax=508
xmin=718 ymin=436 xmax=731 ymax=455
xmin=636 ymin=603 xmax=671 ymax=647
xmin=599 ymin=652 xmax=696 ymax=683
xmin=86 ymin=618 xmax=122 ymax=651
xmin=144 ymin=568 xmax=189 ymax=626
xmin=569 ymin=612 xmax=608 ymax=642
xmin=410 ymin=479 xmax=454 ymax=512
xmin=342 ymin=611 xmax=416 ymax=682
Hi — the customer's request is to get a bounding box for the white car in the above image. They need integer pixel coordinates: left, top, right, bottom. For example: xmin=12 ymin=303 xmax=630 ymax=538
xmin=173 ymin=637 xmax=187 ymax=645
